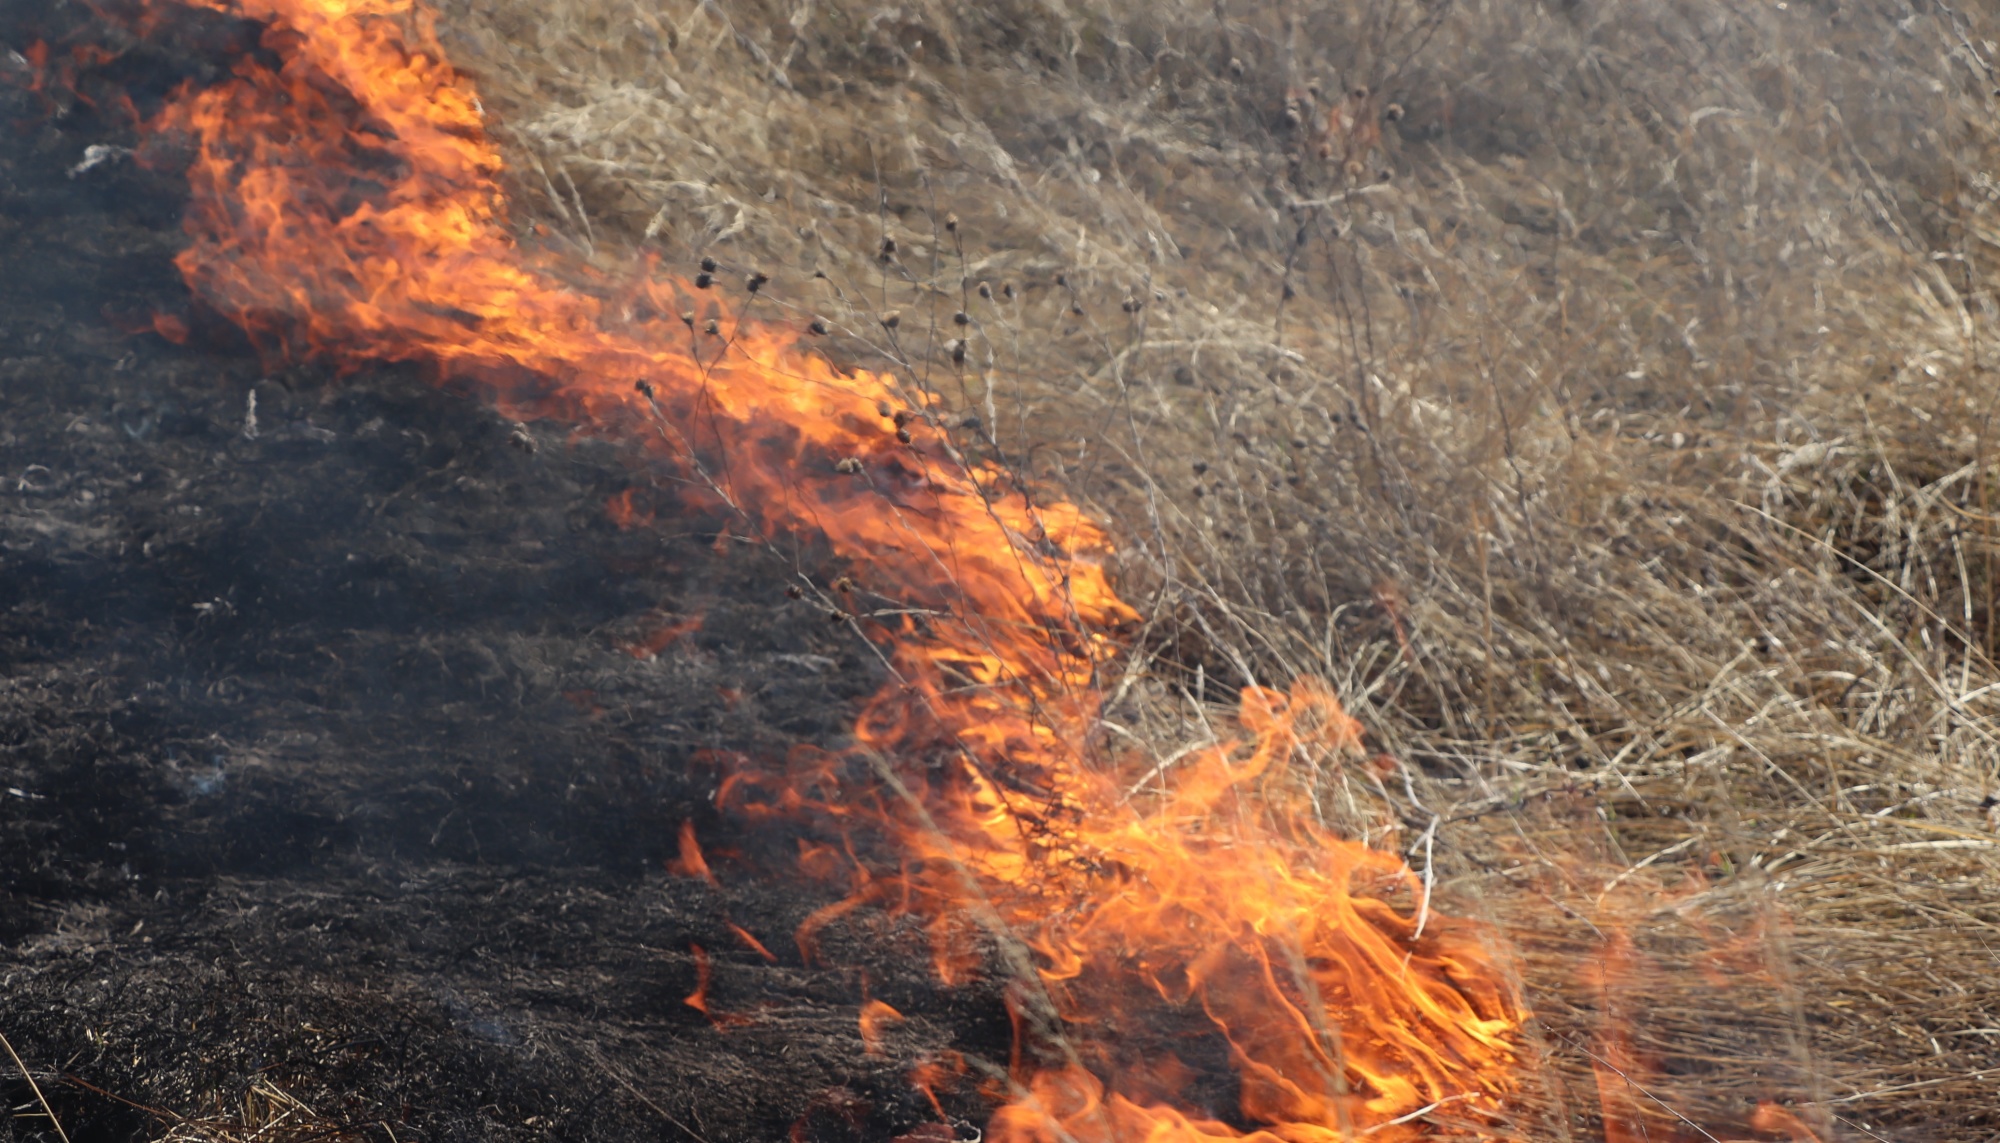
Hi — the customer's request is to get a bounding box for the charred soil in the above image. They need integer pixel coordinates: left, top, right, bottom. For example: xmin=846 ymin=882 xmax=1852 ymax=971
xmin=0 ymin=12 xmax=1008 ymax=1141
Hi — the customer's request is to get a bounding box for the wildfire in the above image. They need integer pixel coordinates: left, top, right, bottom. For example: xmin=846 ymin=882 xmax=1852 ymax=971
xmin=132 ymin=0 xmax=1529 ymax=1136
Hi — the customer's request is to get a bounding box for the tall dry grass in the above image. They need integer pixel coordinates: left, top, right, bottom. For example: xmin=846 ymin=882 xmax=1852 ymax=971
xmin=427 ymin=0 xmax=2000 ymax=1136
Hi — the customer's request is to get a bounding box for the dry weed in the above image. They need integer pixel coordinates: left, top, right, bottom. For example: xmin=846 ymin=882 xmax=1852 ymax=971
xmin=413 ymin=0 xmax=2000 ymax=1136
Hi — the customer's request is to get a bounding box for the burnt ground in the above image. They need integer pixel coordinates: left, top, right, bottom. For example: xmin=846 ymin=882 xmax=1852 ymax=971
xmin=0 ymin=11 xmax=1011 ymax=1143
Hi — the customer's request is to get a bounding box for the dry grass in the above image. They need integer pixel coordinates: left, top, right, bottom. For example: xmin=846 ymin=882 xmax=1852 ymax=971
xmin=152 ymin=1082 xmax=375 ymax=1143
xmin=415 ymin=0 xmax=2000 ymax=1137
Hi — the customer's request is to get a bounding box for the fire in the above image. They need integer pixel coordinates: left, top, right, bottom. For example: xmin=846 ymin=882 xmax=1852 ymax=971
xmin=132 ymin=0 xmax=1527 ymax=1137
xmin=860 ymin=999 xmax=907 ymax=1058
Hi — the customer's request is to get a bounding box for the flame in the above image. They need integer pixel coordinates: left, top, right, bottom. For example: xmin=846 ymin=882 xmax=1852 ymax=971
xmin=621 ymin=613 xmax=701 ymax=660
xmin=134 ymin=0 xmax=1527 ymax=1136
xmin=684 ymin=942 xmax=713 ymax=1015
xmin=860 ymin=998 xmax=908 ymax=1058
xmin=669 ymin=821 xmax=717 ymax=886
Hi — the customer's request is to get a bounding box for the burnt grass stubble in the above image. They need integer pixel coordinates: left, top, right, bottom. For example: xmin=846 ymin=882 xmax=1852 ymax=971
xmin=0 ymin=7 xmax=1028 ymax=1142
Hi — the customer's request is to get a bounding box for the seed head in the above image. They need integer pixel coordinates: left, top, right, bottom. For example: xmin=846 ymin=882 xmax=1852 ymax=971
xmin=880 ymin=310 xmax=901 ymax=329
xmin=703 ymin=318 xmax=720 ymax=336
xmin=700 ymin=256 xmax=718 ymax=272
xmin=948 ymin=339 xmax=966 ymax=363
xmin=977 ymin=281 xmax=993 ymax=299
xmin=835 ymin=456 xmax=865 ymax=474
xmin=808 ymin=319 xmax=829 ymax=335
xmin=879 ymin=236 xmax=898 ymax=262
xmin=896 ymin=427 xmax=913 ymax=444
xmin=785 ymin=584 xmax=803 ymax=599
xmin=679 ymin=311 xmax=695 ymax=327
xmin=833 ymin=576 xmax=855 ymax=593
xmin=508 ymin=426 xmax=537 ymax=454
xmin=1001 ymin=282 xmax=1016 ymax=299
xmin=694 ymin=272 xmax=714 ymax=289
xmin=1227 ymin=57 xmax=1245 ymax=78
xmin=944 ymin=213 xmax=959 ymax=232
xmin=1384 ymin=102 xmax=1405 ymax=122
xmin=952 ymin=310 xmax=969 ymax=326
xmin=745 ymin=271 xmax=769 ymax=292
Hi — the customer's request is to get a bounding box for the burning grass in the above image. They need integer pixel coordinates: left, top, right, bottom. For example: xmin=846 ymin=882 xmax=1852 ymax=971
xmin=18 ymin=0 xmax=2000 ymax=1136
xmin=412 ymin=0 xmax=2000 ymax=1136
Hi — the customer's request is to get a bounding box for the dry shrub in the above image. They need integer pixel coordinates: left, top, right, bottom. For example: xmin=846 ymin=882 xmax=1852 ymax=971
xmin=421 ymin=0 xmax=2000 ymax=1137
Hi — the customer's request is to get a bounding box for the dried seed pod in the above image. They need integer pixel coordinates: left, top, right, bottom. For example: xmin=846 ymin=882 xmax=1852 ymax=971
xmin=1001 ymin=282 xmax=1016 ymax=299
xmin=808 ymin=319 xmax=829 ymax=335
xmin=892 ymin=410 xmax=913 ymax=427
xmin=944 ymin=213 xmax=959 ymax=232
xmin=957 ymin=413 xmax=981 ymax=430
xmin=876 ymin=401 xmax=893 ymax=418
xmin=508 ymin=426 xmax=537 ymax=454
xmin=827 ymin=610 xmax=846 ymax=623
xmin=1351 ymin=85 xmax=1369 ymax=100
xmin=977 ymin=281 xmax=993 ymax=299
xmin=700 ymin=256 xmax=718 ymax=272
xmin=1121 ymin=296 xmax=1141 ymax=313
xmin=879 ymin=236 xmax=898 ymax=262
xmin=948 ymin=339 xmax=966 ymax=363
xmin=634 ymin=379 xmax=655 ymax=398
xmin=833 ymin=575 xmax=855 ymax=593
xmin=1228 ymin=57 xmax=1245 ymax=77
xmin=1054 ymin=272 xmax=1068 ymax=287
xmin=746 ymin=271 xmax=769 ymax=292
xmin=1384 ymin=102 xmax=1405 ymax=122
xmin=785 ymin=584 xmax=804 ymax=599
xmin=679 ymin=311 xmax=696 ymax=327
xmin=835 ymin=456 xmax=865 ymax=474
xmin=896 ymin=427 xmax=913 ymax=444
xmin=952 ymin=310 xmax=969 ymax=326
xmin=694 ymin=272 xmax=714 ymax=289
xmin=1192 ymin=461 xmax=1208 ymax=475
xmin=703 ymin=318 xmax=720 ymax=336
xmin=880 ymin=310 xmax=901 ymax=329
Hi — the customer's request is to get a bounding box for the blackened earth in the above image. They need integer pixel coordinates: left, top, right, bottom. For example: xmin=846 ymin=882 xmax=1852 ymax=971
xmin=0 ymin=7 xmax=1016 ymax=1141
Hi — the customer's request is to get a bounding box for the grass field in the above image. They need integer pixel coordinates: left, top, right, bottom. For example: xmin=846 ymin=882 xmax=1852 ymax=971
xmin=420 ymin=0 xmax=2000 ymax=1135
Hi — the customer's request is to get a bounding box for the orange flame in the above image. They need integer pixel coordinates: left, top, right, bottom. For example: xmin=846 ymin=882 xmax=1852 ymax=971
xmin=136 ymin=0 xmax=1526 ymax=1136
xmin=621 ymin=613 xmax=701 ymax=660
xmin=860 ymin=998 xmax=907 ymax=1058
xmin=669 ymin=821 xmax=717 ymax=886
xmin=684 ymin=943 xmax=712 ymax=1015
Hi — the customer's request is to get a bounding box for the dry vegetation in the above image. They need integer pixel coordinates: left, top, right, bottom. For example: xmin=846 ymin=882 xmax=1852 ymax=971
xmin=420 ymin=0 xmax=2000 ymax=1137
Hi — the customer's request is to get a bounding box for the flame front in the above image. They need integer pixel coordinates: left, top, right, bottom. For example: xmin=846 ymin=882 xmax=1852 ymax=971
xmin=137 ymin=1 xmax=1523 ymax=1136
